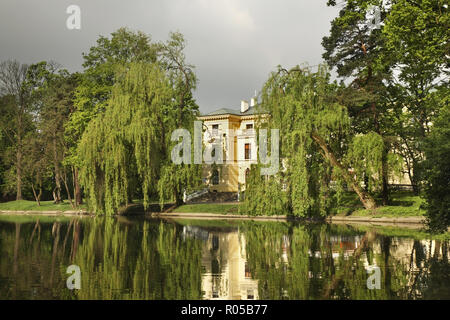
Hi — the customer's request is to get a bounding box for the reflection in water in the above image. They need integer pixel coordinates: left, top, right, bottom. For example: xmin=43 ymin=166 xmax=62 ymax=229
xmin=0 ymin=216 xmax=448 ymax=300
xmin=194 ymin=226 xmax=258 ymax=300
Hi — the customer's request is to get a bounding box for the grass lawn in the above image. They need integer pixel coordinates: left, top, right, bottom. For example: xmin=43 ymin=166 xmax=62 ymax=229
xmin=0 ymin=191 xmax=425 ymax=219
xmin=0 ymin=199 xmax=86 ymax=212
xmin=173 ymin=203 xmax=239 ymax=214
xmin=175 ymin=192 xmax=425 ymax=218
xmin=334 ymin=191 xmax=425 ymax=218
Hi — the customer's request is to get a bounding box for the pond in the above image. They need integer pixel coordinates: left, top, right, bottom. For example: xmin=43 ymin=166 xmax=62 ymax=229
xmin=0 ymin=215 xmax=449 ymax=300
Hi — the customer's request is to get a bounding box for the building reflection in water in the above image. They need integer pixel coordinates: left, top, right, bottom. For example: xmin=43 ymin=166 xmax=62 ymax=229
xmin=183 ymin=225 xmax=258 ymax=300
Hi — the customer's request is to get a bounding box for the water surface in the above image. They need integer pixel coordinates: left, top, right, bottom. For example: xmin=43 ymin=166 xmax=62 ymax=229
xmin=0 ymin=215 xmax=448 ymax=299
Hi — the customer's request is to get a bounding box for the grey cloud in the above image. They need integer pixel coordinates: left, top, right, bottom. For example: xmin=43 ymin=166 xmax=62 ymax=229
xmin=0 ymin=0 xmax=339 ymax=113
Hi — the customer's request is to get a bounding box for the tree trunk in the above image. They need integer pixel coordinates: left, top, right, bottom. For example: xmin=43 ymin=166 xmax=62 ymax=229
xmin=16 ymin=149 xmax=22 ymax=200
xmin=16 ymin=103 xmax=23 ymax=201
xmin=74 ymin=167 xmax=82 ymax=206
xmin=381 ymin=147 xmax=390 ymax=205
xmin=53 ymin=135 xmax=62 ymax=203
xmin=311 ymin=132 xmax=377 ymax=210
xmin=174 ymin=189 xmax=183 ymax=206
xmin=31 ymin=184 xmax=41 ymax=206
xmin=62 ymin=170 xmax=75 ymax=209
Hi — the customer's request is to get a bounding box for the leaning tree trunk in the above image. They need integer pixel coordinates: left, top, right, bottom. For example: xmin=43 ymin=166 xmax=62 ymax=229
xmin=31 ymin=184 xmax=42 ymax=206
xmin=311 ymin=132 xmax=377 ymax=210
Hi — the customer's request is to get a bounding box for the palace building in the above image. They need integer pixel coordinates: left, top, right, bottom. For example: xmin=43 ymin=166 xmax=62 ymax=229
xmin=197 ymin=98 xmax=265 ymax=193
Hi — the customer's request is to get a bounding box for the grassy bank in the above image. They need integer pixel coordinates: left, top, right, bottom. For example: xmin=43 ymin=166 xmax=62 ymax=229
xmin=0 ymin=200 xmax=86 ymax=212
xmin=0 ymin=191 xmax=424 ymax=219
xmin=173 ymin=203 xmax=239 ymax=214
xmin=333 ymin=191 xmax=425 ymax=218
xmin=173 ymin=191 xmax=425 ymax=219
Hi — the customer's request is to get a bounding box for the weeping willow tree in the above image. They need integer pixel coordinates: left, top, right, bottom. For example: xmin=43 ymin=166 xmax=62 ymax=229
xmin=346 ymin=132 xmax=403 ymax=194
xmin=78 ymin=62 xmax=200 ymax=215
xmin=244 ymin=65 xmax=395 ymax=217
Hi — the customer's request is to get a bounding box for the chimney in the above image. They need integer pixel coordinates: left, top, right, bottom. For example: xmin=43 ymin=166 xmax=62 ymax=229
xmin=250 ymin=97 xmax=257 ymax=107
xmin=241 ymin=100 xmax=249 ymax=113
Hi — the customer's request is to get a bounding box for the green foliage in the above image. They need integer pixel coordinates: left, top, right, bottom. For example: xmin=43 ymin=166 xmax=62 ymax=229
xmin=346 ymin=132 xmax=384 ymax=191
xmin=241 ymin=164 xmax=290 ymax=216
xmin=382 ymin=0 xmax=448 ymax=87
xmin=0 ymin=60 xmax=34 ymax=200
xmin=158 ymin=162 xmax=201 ymax=208
xmin=423 ymin=105 xmax=450 ymax=233
xmin=323 ymin=0 xmax=388 ymax=79
xmin=65 ymin=28 xmax=159 ymax=168
xmin=262 ymin=66 xmax=348 ymax=217
xmin=25 ymin=61 xmax=80 ymax=204
xmin=79 ymin=63 xmax=168 ymax=214
xmin=78 ymin=62 xmax=200 ymax=215
xmin=323 ymin=0 xmax=419 ymax=204
xmin=243 ymin=65 xmax=379 ymax=217
xmin=381 ymin=0 xmax=449 ymax=193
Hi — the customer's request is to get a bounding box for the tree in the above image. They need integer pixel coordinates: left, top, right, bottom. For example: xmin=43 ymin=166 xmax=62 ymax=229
xmin=323 ymin=0 xmax=395 ymax=204
xmin=423 ymin=105 xmax=450 ymax=233
xmin=382 ymin=0 xmax=449 ymax=193
xmin=244 ymin=66 xmax=379 ymax=218
xmin=26 ymin=61 xmax=79 ymax=207
xmin=65 ymin=28 xmax=160 ymax=206
xmin=0 ymin=60 xmax=32 ymax=200
xmin=66 ymin=28 xmax=198 ymax=208
xmin=67 ymin=27 xmax=159 ymax=143
xmin=78 ymin=62 xmax=200 ymax=215
xmin=21 ymin=133 xmax=49 ymax=206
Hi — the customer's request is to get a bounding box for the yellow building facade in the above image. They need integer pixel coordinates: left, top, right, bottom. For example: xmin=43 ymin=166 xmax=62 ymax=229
xmin=198 ymin=99 xmax=262 ymax=193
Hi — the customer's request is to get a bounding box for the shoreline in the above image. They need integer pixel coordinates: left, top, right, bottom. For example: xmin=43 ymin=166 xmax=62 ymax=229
xmin=153 ymin=211 xmax=427 ymax=227
xmin=0 ymin=209 xmax=427 ymax=227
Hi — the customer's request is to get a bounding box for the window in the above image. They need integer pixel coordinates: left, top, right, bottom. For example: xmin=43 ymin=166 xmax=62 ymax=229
xmin=245 ymin=262 xmax=252 ymax=278
xmin=244 ymin=143 xmax=251 ymax=160
xmin=246 ymin=123 xmax=253 ymax=130
xmin=212 ymin=124 xmax=219 ymax=135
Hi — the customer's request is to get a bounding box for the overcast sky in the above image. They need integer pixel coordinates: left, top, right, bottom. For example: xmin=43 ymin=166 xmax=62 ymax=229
xmin=0 ymin=0 xmax=340 ymax=114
